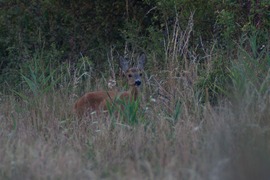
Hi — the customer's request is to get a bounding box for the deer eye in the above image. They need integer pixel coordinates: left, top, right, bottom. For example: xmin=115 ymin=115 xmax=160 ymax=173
xmin=139 ymin=73 xmax=142 ymax=76
xmin=128 ymin=74 xmax=132 ymax=77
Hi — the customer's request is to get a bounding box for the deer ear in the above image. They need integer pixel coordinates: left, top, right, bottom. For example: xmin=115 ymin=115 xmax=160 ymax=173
xmin=120 ymin=56 xmax=129 ymax=72
xmin=137 ymin=53 xmax=146 ymax=70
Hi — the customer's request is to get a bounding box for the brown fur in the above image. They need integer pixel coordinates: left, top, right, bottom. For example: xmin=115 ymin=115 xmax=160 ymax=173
xmin=74 ymin=54 xmax=146 ymax=117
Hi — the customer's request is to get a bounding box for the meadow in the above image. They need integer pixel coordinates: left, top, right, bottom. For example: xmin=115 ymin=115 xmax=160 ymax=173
xmin=1 ymin=40 xmax=270 ymax=180
xmin=1 ymin=1 xmax=270 ymax=179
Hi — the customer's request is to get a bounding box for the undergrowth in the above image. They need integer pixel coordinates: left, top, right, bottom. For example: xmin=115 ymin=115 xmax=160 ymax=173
xmin=1 ymin=43 xmax=270 ymax=180
xmin=1 ymin=12 xmax=270 ymax=179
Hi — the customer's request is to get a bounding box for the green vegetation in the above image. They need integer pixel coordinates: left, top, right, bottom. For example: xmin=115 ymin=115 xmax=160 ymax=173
xmin=1 ymin=0 xmax=270 ymax=179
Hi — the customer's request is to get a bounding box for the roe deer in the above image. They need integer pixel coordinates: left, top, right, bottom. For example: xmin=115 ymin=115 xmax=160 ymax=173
xmin=74 ymin=54 xmax=146 ymax=117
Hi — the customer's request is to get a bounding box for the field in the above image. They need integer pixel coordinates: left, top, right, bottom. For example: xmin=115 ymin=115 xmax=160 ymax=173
xmin=1 ymin=1 xmax=270 ymax=179
xmin=1 ymin=47 xmax=270 ymax=180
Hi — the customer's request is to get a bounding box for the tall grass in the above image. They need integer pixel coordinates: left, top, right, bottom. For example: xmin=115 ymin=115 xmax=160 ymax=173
xmin=1 ymin=22 xmax=270 ymax=180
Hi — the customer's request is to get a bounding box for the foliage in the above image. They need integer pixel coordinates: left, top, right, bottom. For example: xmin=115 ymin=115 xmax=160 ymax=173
xmin=1 ymin=0 xmax=269 ymax=91
xmin=1 ymin=1 xmax=270 ymax=179
xmin=229 ymin=39 xmax=270 ymax=103
xmin=196 ymin=53 xmax=230 ymax=104
xmin=1 ymin=45 xmax=270 ymax=179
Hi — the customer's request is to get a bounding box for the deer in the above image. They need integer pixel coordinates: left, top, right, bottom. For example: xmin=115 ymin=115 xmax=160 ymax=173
xmin=73 ymin=53 xmax=146 ymax=117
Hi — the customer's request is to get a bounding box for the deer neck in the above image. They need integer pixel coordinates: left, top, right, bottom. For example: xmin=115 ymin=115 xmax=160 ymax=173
xmin=129 ymin=86 xmax=139 ymax=100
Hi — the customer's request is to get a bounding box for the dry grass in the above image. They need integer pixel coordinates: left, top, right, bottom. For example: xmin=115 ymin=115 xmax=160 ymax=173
xmin=1 ymin=14 xmax=270 ymax=180
xmin=1 ymin=65 xmax=270 ymax=180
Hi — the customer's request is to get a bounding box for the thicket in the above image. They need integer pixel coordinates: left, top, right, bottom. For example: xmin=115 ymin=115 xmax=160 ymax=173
xmin=0 ymin=0 xmax=269 ymax=97
xmin=1 ymin=1 xmax=270 ymax=179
